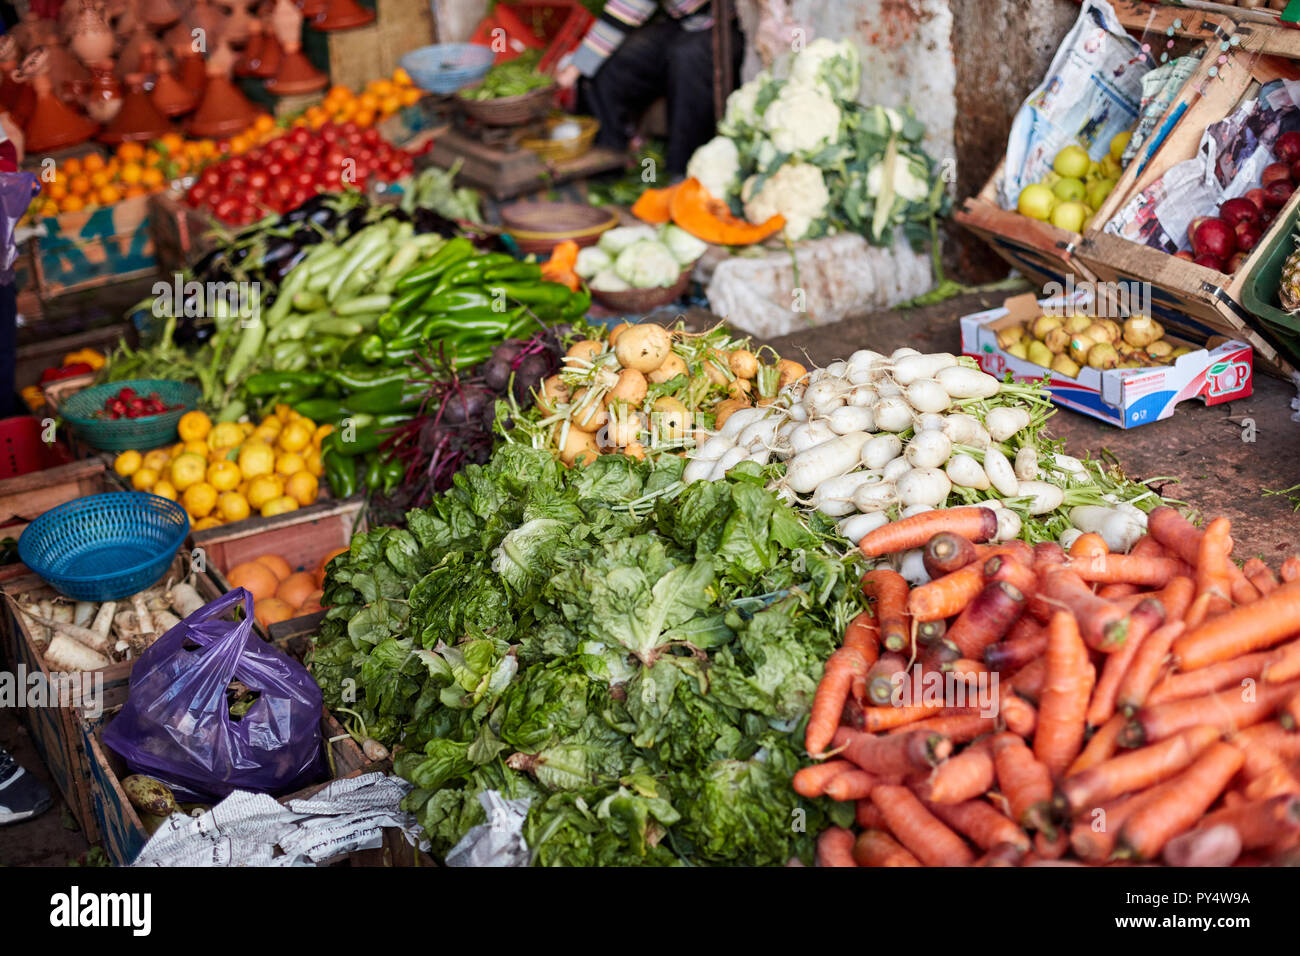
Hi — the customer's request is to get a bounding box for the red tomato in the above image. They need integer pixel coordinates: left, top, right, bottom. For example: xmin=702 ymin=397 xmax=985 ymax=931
xmin=294 ymin=170 xmax=314 ymax=189
xmin=362 ymin=127 xmax=381 ymax=146
xmin=271 ymin=179 xmax=294 ymax=204
xmin=265 ymin=159 xmax=286 ymax=178
xmin=200 ymin=167 xmax=223 ymax=189
xmin=214 ymin=196 xmax=241 ymax=221
xmin=187 ymin=184 xmax=209 ymax=207
xmin=247 ymin=169 xmax=269 ymax=190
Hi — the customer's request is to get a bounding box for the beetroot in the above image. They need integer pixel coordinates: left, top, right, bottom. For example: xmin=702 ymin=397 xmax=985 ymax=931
xmin=1276 ymin=130 xmax=1300 ymax=164
xmin=1219 ymin=197 xmax=1258 ymax=228
xmin=1262 ymin=162 xmax=1293 ymax=186
xmin=1191 ymin=217 xmax=1236 ymax=261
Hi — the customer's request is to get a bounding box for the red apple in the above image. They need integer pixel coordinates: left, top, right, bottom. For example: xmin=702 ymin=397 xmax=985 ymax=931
xmin=1259 ymin=206 xmax=1278 ymax=229
xmin=1276 ymin=130 xmax=1300 ymax=164
xmin=1264 ymin=179 xmax=1295 ymax=208
xmin=1245 ymin=188 xmax=1267 ymax=211
xmin=1173 ymin=250 xmax=1196 ymax=261
xmin=1219 ymin=196 xmax=1259 ymax=227
xmin=1235 ymin=220 xmax=1262 ymax=252
xmin=1187 ymin=216 xmax=1212 ymax=245
xmin=1291 ymin=157 xmax=1300 ymax=183
xmin=1262 ymin=162 xmax=1293 ymax=186
xmin=1191 ymin=217 xmax=1236 ymax=260
xmin=1194 ymin=253 xmax=1225 ymax=272
xmin=1226 ymin=251 xmax=1248 ymax=273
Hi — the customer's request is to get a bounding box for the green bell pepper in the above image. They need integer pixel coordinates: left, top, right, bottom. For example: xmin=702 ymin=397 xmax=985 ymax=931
xmin=244 ymin=371 xmax=327 ymax=397
xmin=322 ymin=447 xmax=357 ymax=498
xmin=394 ymin=237 xmax=474 ymax=292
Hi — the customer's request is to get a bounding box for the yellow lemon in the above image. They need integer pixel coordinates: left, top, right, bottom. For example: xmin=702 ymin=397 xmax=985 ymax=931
xmin=304 ymin=447 xmax=323 ymax=478
xmin=273 ymin=403 xmax=293 ymax=422
xmin=246 ymin=475 xmax=282 ymax=510
xmin=312 ymin=424 xmax=335 ymax=446
xmin=278 ymin=421 xmax=312 ymax=453
xmin=275 ymin=451 xmax=305 ymax=477
xmin=252 ymin=426 xmax=280 ymax=446
xmin=238 ymin=441 xmax=275 ymax=479
xmin=258 ymin=414 xmax=283 ymax=432
xmin=170 ymin=442 xmax=185 ymax=457
xmin=192 ymin=516 xmax=223 ymax=530
xmin=237 ymin=480 xmax=250 ymax=497
xmin=261 ymin=495 xmax=299 ymax=517
xmin=182 ymin=481 xmax=217 ymax=518
xmin=131 ymin=467 xmax=159 ymax=491
xmin=183 ymin=440 xmax=209 ymax=457
xmin=207 ymin=459 xmax=241 ymax=492
xmin=169 ymin=452 xmax=207 ymax=492
xmin=177 ymin=410 xmax=211 ymax=443
xmin=152 ymin=479 xmax=178 ymax=501
xmin=113 ymin=450 xmax=142 ymax=477
xmin=239 ymin=421 xmax=256 ymax=437
xmin=209 ymin=444 xmax=237 ymax=464
xmin=217 ymin=491 xmax=251 ymax=523
xmin=143 ymin=449 xmax=171 ymax=472
xmin=209 ymin=421 xmax=243 ymax=450
xmin=285 ymin=470 xmax=318 ymax=506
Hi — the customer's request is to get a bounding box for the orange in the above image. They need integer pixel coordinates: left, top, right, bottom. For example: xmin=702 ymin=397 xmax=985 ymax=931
xmin=159 ymin=132 xmax=184 ymax=155
xmin=317 ymin=546 xmax=349 ymax=586
xmin=229 ymin=561 xmax=279 ymax=602
xmin=61 ymin=157 xmax=83 ymax=177
xmin=124 ymin=185 xmax=149 ymax=199
xmin=182 ymin=439 xmax=209 ymax=457
xmin=304 ymin=447 xmax=323 ymax=478
xmin=278 ymin=420 xmax=312 ymax=453
xmin=140 ymin=167 xmax=165 ymax=189
xmin=255 ymin=553 xmax=292 ymax=581
xmin=68 ymin=176 xmax=91 ymax=196
xmin=238 ymin=441 xmax=275 ymax=479
xmin=246 ymin=475 xmax=282 ymax=511
xmin=380 ymin=95 xmax=402 ymax=117
xmin=208 ymin=421 xmax=243 ymax=450
xmin=152 ymin=479 xmax=178 ymax=501
xmin=275 ymin=571 xmax=317 ymax=609
xmin=90 ymin=169 xmax=113 ymax=189
xmin=143 ymin=449 xmax=171 ymax=472
xmin=118 ymin=162 xmax=143 ymax=185
xmin=169 ymin=452 xmax=207 ymax=492
xmin=327 ymin=84 xmax=351 ymax=102
xmin=193 ymin=516 xmax=223 ymax=530
xmin=97 ymin=185 xmax=122 ymax=205
xmin=392 ymin=66 xmax=412 ymax=86
xmin=353 ymin=109 xmax=375 ymax=128
xmin=297 ymin=590 xmax=325 ymax=616
xmin=254 ymin=114 xmax=275 ymax=133
xmin=254 ymin=597 xmax=295 ymax=628
xmin=113 ymin=450 xmax=143 ymax=477
xmin=82 ymin=153 xmax=105 ymax=173
xmin=46 ymin=180 xmax=67 ymax=201
xmin=285 ymin=470 xmax=318 ymax=506
xmin=260 ymin=495 xmax=299 ymax=518
xmin=131 ymin=467 xmax=159 ymax=491
xmin=178 ymin=410 xmax=212 ymax=442
xmin=400 ymin=87 xmax=421 ymax=107
xmin=117 ymin=141 xmax=145 ymax=163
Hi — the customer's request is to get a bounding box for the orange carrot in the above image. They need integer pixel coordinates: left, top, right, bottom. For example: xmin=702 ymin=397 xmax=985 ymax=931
xmin=1037 ymin=570 xmax=1131 ymax=651
xmin=1069 ymin=784 xmax=1171 ymax=862
xmin=984 ymin=618 xmax=1047 ymax=672
xmin=815 ymin=826 xmax=858 ymax=867
xmin=1117 ymin=741 xmax=1244 ymax=859
xmin=947 ymin=580 xmax=1026 ymax=659
xmin=870 ymin=783 xmax=976 ymax=866
xmin=1098 ymin=582 xmax=1139 ymax=600
xmin=920 ymin=737 xmax=995 ymax=804
xmin=805 ymin=646 xmax=871 ymax=755
xmin=856 ymin=799 xmax=886 ymax=830
xmin=1145 ymin=648 xmax=1281 ymax=706
xmin=1229 ymin=721 xmax=1300 ymax=780
xmin=1195 ymin=517 xmax=1234 ymax=613
xmin=1071 ymin=553 xmax=1181 ymax=589
xmin=907 ymin=562 xmax=987 ymax=622
xmin=1001 ymin=692 xmax=1038 ymax=738
xmin=1148 ymin=506 xmax=1260 ymax=603
xmin=1115 ymin=620 xmax=1185 ymax=714
xmin=1122 ymin=679 xmax=1300 ymax=747
xmin=858 ymin=506 xmax=998 ymax=559
xmin=1244 ymin=557 xmax=1279 ymax=597
xmin=1067 ymin=714 xmax=1127 ymax=777
xmin=1130 ymin=535 xmax=1167 ymax=560
xmin=1034 ymin=612 xmax=1092 ymax=778
xmin=852 ymin=828 xmax=922 ymax=867
xmin=1281 ymin=689 xmax=1300 ymax=731
xmin=992 ymin=731 xmax=1055 ymax=833
xmin=1263 ymin=639 xmax=1300 ymax=684
xmin=1189 ymin=794 xmax=1300 ymax=852
xmin=857 ymin=702 xmax=960 ymax=733
xmin=1034 ymin=828 xmax=1069 ymax=860
xmin=885 ymin=712 xmax=994 ymax=743
xmin=1242 ymin=763 xmax=1300 ymax=801
xmin=863 ymin=568 xmax=910 ymax=653
xmin=793 ymin=759 xmax=857 ymax=798
xmin=824 ymin=770 xmax=883 ymax=802
xmin=1087 ymin=598 xmax=1166 ymax=728
xmin=1183 ymin=592 xmax=1213 ymax=629
xmin=1282 ymin=556 xmax=1300 ymax=583
xmin=842 ymin=607 xmax=881 ymax=663
xmin=983 ymin=552 xmax=1038 ymax=598
xmin=865 ymin=652 xmax=908 ymax=707
xmin=1032 ymin=540 xmax=1068 ymax=575
xmin=974 ymin=843 xmax=1025 ymax=866
xmin=924 ymin=795 xmax=1030 ymax=853
xmin=1173 ymin=580 xmax=1300 ymax=670
xmin=1070 ymin=532 xmax=1109 ymax=560
xmin=834 ymin=727 xmax=952 ymax=777
xmin=1061 ymin=724 xmax=1221 ymax=812
xmin=922 ymin=531 xmax=980 ymax=578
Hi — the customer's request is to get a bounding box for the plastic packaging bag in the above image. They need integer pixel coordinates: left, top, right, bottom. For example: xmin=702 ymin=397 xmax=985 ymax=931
xmin=103 ymin=587 xmax=326 ymax=802
xmin=0 ymin=171 xmax=38 ymax=284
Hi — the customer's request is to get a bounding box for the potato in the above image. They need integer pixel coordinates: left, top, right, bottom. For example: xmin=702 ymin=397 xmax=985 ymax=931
xmin=1051 ymin=353 xmax=1081 ymax=377
xmin=559 ymin=426 xmax=599 ymax=466
xmin=775 ymin=358 xmax=807 ymax=390
xmin=607 ymin=367 xmax=648 ymax=405
xmin=1146 ymin=340 xmax=1173 ymax=358
xmin=1064 ymin=314 xmax=1092 ymax=335
xmin=652 ymin=396 xmax=692 ymax=440
xmin=615 ymin=323 xmax=673 ymax=372
xmin=728 ymin=348 xmax=758 ymax=379
xmin=1044 ymin=327 xmax=1070 ymax=355
xmin=565 ymin=339 xmax=605 ymax=366
xmin=1086 ymin=342 xmax=1119 ymax=369
xmin=535 ymin=375 xmax=570 ymax=416
xmin=569 ymin=388 xmax=608 ymax=431
xmin=648 ymin=352 xmax=687 ymax=383
xmin=1068 ymin=333 xmax=1097 ymax=365
xmin=623 ymin=441 xmax=646 ymax=461
xmin=605 ymin=407 xmax=645 ymax=447
xmin=713 ymin=398 xmax=748 ymax=431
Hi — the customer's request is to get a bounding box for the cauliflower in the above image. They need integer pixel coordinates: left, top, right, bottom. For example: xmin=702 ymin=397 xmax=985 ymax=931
xmin=788 ymin=38 xmax=861 ymax=103
xmin=742 ymin=162 xmax=830 ymax=241
xmin=685 ymin=136 xmax=741 ymax=200
xmin=719 ymin=72 xmax=773 ymax=136
xmin=866 ymin=152 xmax=932 ymax=203
xmin=590 ymin=270 xmax=630 ymax=292
xmin=761 ymin=81 xmax=841 ymax=157
xmin=613 ymin=240 xmax=681 ymax=288
xmin=574 ymin=245 xmax=611 ymax=279
xmin=659 ymin=223 xmax=707 ymax=265
xmin=598 ymin=225 xmax=658 ymax=255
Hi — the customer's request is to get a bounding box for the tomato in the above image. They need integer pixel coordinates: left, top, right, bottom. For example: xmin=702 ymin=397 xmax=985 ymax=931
xmin=271 ymin=179 xmax=294 ymax=205
xmin=247 ymin=169 xmax=269 ymax=191
xmin=200 ymin=167 xmax=223 ymax=189
xmin=265 ymin=159 xmax=285 ymax=178
xmin=289 ymin=126 xmax=311 ymax=147
xmin=362 ymin=127 xmax=380 ymax=147
xmin=304 ymin=139 xmax=325 ymax=158
xmin=288 ymin=187 xmax=313 ymax=209
xmin=294 ymin=170 xmax=314 ymax=189
xmin=187 ymin=184 xmax=209 ymax=207
xmin=384 ymin=158 xmax=406 ymax=181
xmin=227 ymin=156 xmax=248 ymax=175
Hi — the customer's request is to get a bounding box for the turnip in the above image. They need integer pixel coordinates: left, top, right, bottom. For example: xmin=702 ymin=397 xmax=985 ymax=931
xmin=1016 ymin=480 xmax=1065 ymax=515
xmin=873 ymin=397 xmax=913 ymax=432
xmin=861 ymin=434 xmax=902 ymax=470
xmin=790 ymin=420 xmax=836 ymax=454
xmin=936 ymin=365 xmax=1000 ymax=399
xmin=787 ymin=400 xmax=809 ymax=422
xmin=744 ymin=448 xmax=772 ymax=466
xmin=695 ymin=434 xmax=736 ymax=462
xmin=828 ymin=405 xmax=874 ymax=435
xmin=902 ymin=504 xmax=934 ymax=518
xmin=994 ymin=508 xmax=1023 ymax=542
xmin=811 ymin=472 xmax=882 ymax=516
xmin=906 ymin=379 xmax=951 ymax=413
xmin=684 ymin=456 xmax=718 ymax=484
xmin=709 ymin=445 xmax=750 ymax=480
xmin=1059 ymin=527 xmax=1083 ymax=551
xmin=942 ymin=413 xmax=986 ymax=447
xmin=1014 ymin=446 xmax=1039 ymax=482
xmin=1069 ymin=505 xmax=1143 ymax=552
xmin=729 ymin=349 xmax=758 ymax=379
xmin=893 ymin=352 xmax=956 ymax=385
xmin=882 ymin=456 xmax=912 ymax=482
xmin=848 ymin=366 xmax=874 ymax=385
xmin=615 ymin=323 xmax=673 ymax=372
xmin=985 ymin=407 xmax=1032 ymax=443
xmin=838 ymin=510 xmax=890 ymax=544
xmin=913 ymin=412 xmax=946 ymax=433
xmin=785 ymin=432 xmax=871 ymax=493
xmin=826 ymin=360 xmax=848 ymax=378
xmin=897 ymin=468 xmax=952 ymax=507
xmin=737 ymin=417 xmax=781 ymax=449
xmin=898 ymin=548 xmax=931 ymax=586
xmin=720 ymin=406 xmax=766 ymax=440
xmin=946 ymin=453 xmax=990 ymax=490
xmin=1046 ymin=453 xmax=1087 ymax=478
xmin=983 ymin=447 xmax=1019 ymax=496
xmin=848 ymin=349 xmax=885 ymax=369
xmin=905 ymin=430 xmax=952 ymax=469
xmin=608 ymin=368 xmax=649 ymax=405
xmin=1113 ymin=502 xmax=1149 ymax=528
xmin=848 ymin=385 xmax=876 ymax=407
xmin=852 ymin=478 xmax=898 ymax=512
xmin=876 ymin=381 xmax=903 ymax=398
xmin=803 ymin=380 xmax=845 ymax=416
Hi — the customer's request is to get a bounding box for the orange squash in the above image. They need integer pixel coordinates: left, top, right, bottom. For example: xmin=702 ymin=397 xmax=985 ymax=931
xmin=630 ymin=183 xmax=679 ymax=224
xmin=668 ymin=177 xmax=785 ymax=246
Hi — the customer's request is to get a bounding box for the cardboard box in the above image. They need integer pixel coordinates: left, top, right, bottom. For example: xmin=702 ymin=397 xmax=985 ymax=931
xmin=959 ymin=292 xmax=1254 ymax=429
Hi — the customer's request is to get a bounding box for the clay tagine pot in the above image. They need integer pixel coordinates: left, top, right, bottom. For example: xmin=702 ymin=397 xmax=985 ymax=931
xmin=312 ymin=0 xmax=373 ymax=32
xmin=142 ymin=0 xmax=182 ymax=30
xmin=251 ymin=9 xmax=284 ymax=78
xmin=99 ymin=66 xmax=171 ymax=143
xmin=233 ymin=18 xmax=264 ymax=76
xmin=0 ymin=36 xmax=34 ymax=127
xmin=190 ymin=0 xmax=229 ymax=49
xmin=38 ymin=26 xmax=92 ymax=100
xmin=16 ymin=48 xmax=99 ymax=154
xmin=81 ymin=61 xmax=124 ymax=124
xmin=297 ymin=0 xmax=327 ymax=20
xmin=13 ymin=10 xmax=44 ymax=50
xmin=171 ymin=36 xmax=209 ymax=93
xmin=115 ymin=21 xmax=154 ymax=77
xmin=110 ymin=0 xmax=138 ymax=38
xmin=265 ymin=0 xmax=326 ymax=94
xmin=221 ymin=0 xmax=256 ymax=47
xmin=188 ymin=39 xmax=266 ymax=138
xmin=69 ymin=1 xmax=116 ymax=67
xmin=150 ymin=43 xmax=199 ymax=115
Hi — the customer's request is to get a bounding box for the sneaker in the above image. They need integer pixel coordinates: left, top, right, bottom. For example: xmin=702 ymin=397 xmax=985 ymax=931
xmin=0 ymin=746 xmax=53 ymax=825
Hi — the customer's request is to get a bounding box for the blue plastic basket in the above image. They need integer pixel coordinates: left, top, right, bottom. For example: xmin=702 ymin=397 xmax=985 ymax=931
xmin=400 ymin=43 xmax=495 ymax=94
xmin=60 ymin=379 xmax=201 ymax=452
xmin=19 ymin=492 xmax=191 ymax=602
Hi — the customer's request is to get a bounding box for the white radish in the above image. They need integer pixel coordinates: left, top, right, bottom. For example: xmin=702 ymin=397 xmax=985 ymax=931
xmin=1102 ymin=511 xmax=1144 ymax=552
xmin=913 ymin=412 xmax=946 ymax=433
xmin=51 ymin=604 xmax=72 ymax=624
xmin=942 ymin=413 xmax=985 ymax=447
xmin=873 ymin=397 xmax=913 ymax=432
xmin=848 ymin=365 xmax=874 ymax=385
xmin=709 ymin=445 xmax=750 ymax=480
xmin=785 ymin=433 xmax=871 ymax=493
xmin=849 ymin=349 xmax=885 ymax=368
xmin=945 ymin=453 xmax=990 ymax=490
xmin=1049 ymin=453 xmax=1087 ymax=477
xmin=1016 ymin=480 xmax=1065 ymax=515
xmin=743 ymin=448 xmax=772 ymax=466
xmin=1014 ymin=446 xmax=1039 ymax=482
xmin=153 ymin=610 xmax=182 ymax=634
xmin=720 ymin=407 xmax=766 ymax=440
xmin=983 ymin=447 xmax=1019 ymax=496
xmin=893 ymin=352 xmax=956 ymax=385
xmin=826 ymin=360 xmax=848 ymax=378
xmin=881 ymin=456 xmax=912 ymax=482
xmin=25 ymin=613 xmax=112 ymax=654
xmin=787 ymin=401 xmax=809 ymax=422
xmin=897 ymin=468 xmax=952 ymax=507
xmin=696 ymin=434 xmax=736 ymax=462
xmin=1114 ymin=502 xmax=1149 ymax=528
xmin=803 ymin=380 xmax=845 ymax=415
xmin=91 ymin=601 xmax=117 ymax=641
xmin=838 ymin=511 xmax=890 ymax=544
xmin=790 ymin=420 xmax=836 ymax=454
xmin=848 ymin=385 xmax=876 ymax=407
xmin=861 ymin=434 xmax=902 ymax=470
xmin=875 ymin=381 xmax=903 ymax=398
xmin=169 ymin=583 xmax=204 ymax=619
xmin=73 ymin=601 xmax=96 ymax=627
xmin=892 ymin=347 xmax=922 ymax=360
xmin=852 ymin=479 xmax=898 ymax=511
xmin=905 ymin=379 xmax=951 ymax=414
xmin=43 ymin=634 xmax=110 ymax=672
xmin=904 ymin=430 xmax=952 ymax=469
xmin=683 ymin=456 xmax=718 ymax=484
xmin=1059 ymin=527 xmax=1083 ymax=551
xmin=828 ymin=405 xmax=874 ymax=435
xmin=994 ymin=508 xmax=1023 ymax=542
xmin=811 ymin=472 xmax=882 ymax=517
xmin=737 ymin=417 xmax=780 ymax=449
xmin=898 ymin=548 xmax=931 ymax=586
xmin=901 ymin=503 xmax=934 ymax=518
xmin=985 ymin=407 xmax=1032 ymax=443
xmin=937 ymin=365 xmax=1000 ymax=399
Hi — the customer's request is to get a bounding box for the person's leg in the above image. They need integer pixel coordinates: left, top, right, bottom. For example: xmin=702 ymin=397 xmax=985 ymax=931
xmin=581 ymin=18 xmax=676 ymax=154
xmin=0 ymin=283 xmax=16 ymax=419
xmin=0 ymin=746 xmax=53 ymax=825
xmin=664 ymin=23 xmax=729 ymax=175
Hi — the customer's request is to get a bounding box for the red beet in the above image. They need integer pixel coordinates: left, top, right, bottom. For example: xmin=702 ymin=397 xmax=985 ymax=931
xmin=1292 ymin=158 xmax=1300 ymax=183
xmin=1235 ymin=220 xmax=1262 ymax=252
xmin=1264 ymin=179 xmax=1295 ymax=208
xmin=1192 ymin=217 xmax=1236 ymax=260
xmin=1219 ymin=197 xmax=1259 ymax=228
xmin=1262 ymin=162 xmax=1293 ymax=186
xmin=1193 ymin=253 xmax=1225 ymax=272
xmin=1245 ymin=188 xmax=1267 ymax=211
xmin=1276 ymin=130 xmax=1300 ymax=164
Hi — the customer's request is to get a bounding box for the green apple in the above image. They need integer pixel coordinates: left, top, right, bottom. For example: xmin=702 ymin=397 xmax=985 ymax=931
xmin=1085 ymin=160 xmax=1104 ymax=182
xmin=1018 ymin=183 xmax=1057 ymax=221
xmin=1053 ymin=144 xmax=1091 ymax=179
xmin=1109 ymin=131 xmax=1131 ymax=160
xmin=1052 ymin=177 xmax=1086 ymax=203
xmin=1050 ymin=200 xmax=1089 ymax=233
xmin=1086 ymin=176 xmax=1118 ymax=211
xmin=1100 ymin=153 xmax=1122 ymax=179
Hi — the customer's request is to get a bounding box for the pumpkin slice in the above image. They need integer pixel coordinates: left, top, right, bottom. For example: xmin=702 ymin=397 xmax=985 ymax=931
xmin=668 ymin=177 xmax=785 ymax=246
xmin=630 ymin=183 xmax=679 ymax=224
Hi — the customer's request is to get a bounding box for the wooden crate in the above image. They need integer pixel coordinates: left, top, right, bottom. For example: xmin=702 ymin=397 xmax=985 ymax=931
xmin=0 ymin=458 xmax=106 ymax=536
xmin=30 ymin=195 xmax=158 ymax=300
xmin=14 ymin=325 xmax=127 ymax=400
xmin=147 ymin=191 xmax=220 ymax=276
xmin=325 ymin=0 xmax=436 ymax=93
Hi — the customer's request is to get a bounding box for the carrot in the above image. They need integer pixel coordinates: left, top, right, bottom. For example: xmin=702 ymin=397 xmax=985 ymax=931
xmin=1067 ymin=714 xmax=1127 ymax=777
xmin=863 ymin=569 xmax=910 ymax=653
xmin=1001 ymin=692 xmax=1038 ymax=738
xmin=1281 ymin=689 xmax=1300 ymax=731
xmin=915 ymin=617 xmax=948 ymax=645
xmin=1130 ymin=535 xmax=1167 ymax=559
xmin=1282 ymin=556 xmax=1300 ymax=583
xmin=834 ymin=727 xmax=951 ymax=777
xmin=805 ymin=646 xmax=871 ymax=755
xmin=1006 ymin=657 xmax=1048 ymax=702
xmin=852 ymin=828 xmax=922 ymax=867
xmin=1145 ymin=648 xmax=1280 ymax=707
xmin=1071 ymin=553 xmax=1181 ymax=589
xmin=1098 ymin=583 xmax=1139 ymax=600
xmin=1115 ymin=620 xmax=1185 ymax=714
xmin=1244 ymin=557 xmax=1279 ymax=597
xmin=1122 ymin=679 xmax=1300 ymax=748
xmin=920 ymin=737 xmax=995 ymax=804
xmin=1037 ymin=570 xmax=1131 ymax=651
xmin=977 ymin=538 xmax=1035 ymax=565
xmin=1032 ymin=540 xmax=1068 ymax=574
xmin=1172 ymin=580 xmax=1300 ymax=671
xmin=1034 ymin=611 xmax=1092 ymax=778
xmin=1148 ymin=507 xmax=1260 ymax=603
xmin=865 ymin=651 xmax=908 ymax=707
xmin=885 ymin=712 xmax=994 ymax=743
xmin=815 ymin=826 xmax=858 ymax=867
xmin=1086 ymin=598 xmax=1166 ymax=729
xmin=1070 ymin=532 xmax=1109 ymax=561
xmin=983 ymin=552 xmax=1038 ymax=598
xmin=1195 ymin=517 xmax=1234 ymax=613
xmin=1117 ymin=741 xmax=1244 ymax=859
xmin=858 ymin=703 xmax=959 ymax=733
xmin=1180 ymin=794 xmax=1300 ymax=854
xmin=1230 ymin=722 xmax=1300 ymax=780
xmin=946 ymin=580 xmax=1025 ymax=659
xmin=907 ymin=562 xmax=987 ymax=622
xmin=992 ymin=731 xmax=1055 ymax=833
xmin=918 ymin=636 xmax=961 ymax=672
xmin=842 ymin=607 xmax=880 ymax=662
xmin=1263 ymin=639 xmax=1300 ymax=684
xmin=1034 ymin=828 xmax=1069 ymax=860
xmin=792 ymin=759 xmax=857 ymax=798
xmin=924 ymin=794 xmax=1031 ymax=852
xmin=1242 ymin=763 xmax=1300 ymax=801
xmin=923 ymin=531 xmax=980 ymax=579
xmin=858 ymin=506 xmax=998 ymax=559
xmin=1061 ymin=724 xmax=1221 ymax=813
xmin=1182 ymin=592 xmax=1213 ymax=629
xmin=983 ymin=617 xmax=1046 ymax=672
xmin=824 ymin=769 xmax=883 ymax=801
xmin=974 ymin=843 xmax=1025 ymax=866
xmin=870 ymin=783 xmax=976 ymax=866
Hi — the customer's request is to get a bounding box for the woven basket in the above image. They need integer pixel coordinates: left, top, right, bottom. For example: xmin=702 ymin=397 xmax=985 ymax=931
xmin=591 ymin=268 xmax=693 ymax=314
xmin=500 ymin=201 xmax=618 ymax=256
xmin=60 ymin=379 xmax=201 ymax=452
xmin=520 ymin=114 xmax=599 ymax=163
xmin=456 ymin=81 xmax=557 ymax=126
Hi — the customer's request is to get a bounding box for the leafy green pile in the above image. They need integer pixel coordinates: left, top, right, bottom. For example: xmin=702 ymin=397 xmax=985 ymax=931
xmin=310 ymin=445 xmax=863 ymax=865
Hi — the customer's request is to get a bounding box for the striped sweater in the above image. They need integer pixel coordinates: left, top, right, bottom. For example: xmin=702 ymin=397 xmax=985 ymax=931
xmin=571 ymin=0 xmax=714 ymax=77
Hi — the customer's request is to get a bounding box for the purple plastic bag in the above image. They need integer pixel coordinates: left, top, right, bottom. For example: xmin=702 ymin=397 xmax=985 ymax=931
xmin=0 ymin=171 xmax=39 ymax=284
xmin=102 ymin=587 xmax=326 ymax=802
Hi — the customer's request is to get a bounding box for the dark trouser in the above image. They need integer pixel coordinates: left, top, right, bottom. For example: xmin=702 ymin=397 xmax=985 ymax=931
xmin=581 ymin=16 xmax=743 ymax=176
xmin=0 ymin=283 xmax=14 ymax=419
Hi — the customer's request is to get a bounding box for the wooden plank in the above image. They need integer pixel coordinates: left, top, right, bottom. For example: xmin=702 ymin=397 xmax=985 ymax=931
xmin=0 ymin=458 xmax=106 ymax=528
xmin=1107 ymin=0 xmax=1238 ymax=40
xmin=13 ymin=325 xmax=128 ymax=398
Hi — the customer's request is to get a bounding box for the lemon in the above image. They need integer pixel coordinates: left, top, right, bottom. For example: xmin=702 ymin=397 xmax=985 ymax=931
xmin=192 ymin=516 xmax=223 ymax=530
xmin=143 ymin=449 xmax=171 ymax=472
xmin=304 ymin=447 xmax=323 ymax=478
xmin=152 ymin=479 xmax=178 ymax=501
xmin=246 ymin=475 xmax=282 ymax=511
xmin=238 ymin=441 xmax=275 ymax=479
xmin=312 ymin=424 xmax=334 ymax=447
xmin=278 ymin=421 xmax=312 ymax=453
xmin=131 ymin=467 xmax=159 ymax=491
xmin=273 ymin=404 xmax=293 ymax=422
xmin=209 ymin=421 xmax=243 ymax=449
xmin=258 ymin=414 xmax=283 ymax=432
xmin=252 ymin=427 xmax=280 ymax=446
xmin=207 ymin=459 xmax=241 ymax=492
xmin=183 ymin=440 xmax=209 ymax=457
xmin=217 ymin=490 xmax=251 ymax=523
xmin=178 ymin=410 xmax=212 ymax=443
xmin=113 ymin=450 xmax=142 ymax=477
xmin=169 ymin=452 xmax=207 ymax=492
xmin=285 ymin=470 xmax=318 ymax=506
xmin=182 ymin=481 xmax=217 ymax=518
xmin=170 ymin=442 xmax=185 ymax=457
xmin=239 ymin=421 xmax=256 ymax=437
xmin=209 ymin=444 xmax=237 ymax=464
xmin=275 ymin=451 xmax=305 ymax=476
xmin=261 ymin=494 xmax=300 ymax=517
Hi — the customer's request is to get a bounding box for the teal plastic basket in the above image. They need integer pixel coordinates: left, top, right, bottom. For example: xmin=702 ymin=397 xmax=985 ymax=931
xmin=1239 ymin=208 xmax=1300 ymax=369
xmin=18 ymin=492 xmax=190 ymax=602
xmin=60 ymin=379 xmax=201 ymax=452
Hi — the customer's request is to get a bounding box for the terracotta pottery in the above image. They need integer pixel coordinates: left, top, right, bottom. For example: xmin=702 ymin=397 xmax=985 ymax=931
xmin=233 ymin=18 xmax=264 ymax=76
xmin=13 ymin=10 xmax=44 ymax=51
xmin=312 ymin=0 xmax=373 ymax=32
xmin=39 ymin=29 xmax=92 ymax=100
xmin=142 ymin=0 xmax=182 ymax=30
xmin=172 ymin=37 xmax=209 ymax=93
xmin=265 ymin=0 xmax=325 ymax=95
xmin=69 ymin=2 xmax=116 ymax=66
xmin=99 ymin=69 xmax=171 ymax=143
xmin=188 ymin=39 xmax=265 ymax=138
xmin=115 ymin=22 xmax=154 ymax=76
xmin=250 ymin=10 xmax=283 ymax=79
xmin=0 ymin=37 xmax=34 ymax=127
xmin=190 ymin=0 xmax=229 ymax=49
xmin=221 ymin=0 xmax=256 ymax=47
xmin=81 ymin=62 xmax=124 ymax=124
xmin=17 ymin=49 xmax=98 ymax=153
xmin=110 ymin=0 xmax=137 ymax=38
xmin=151 ymin=46 xmax=199 ymax=116
xmin=297 ymin=0 xmax=327 ymax=20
